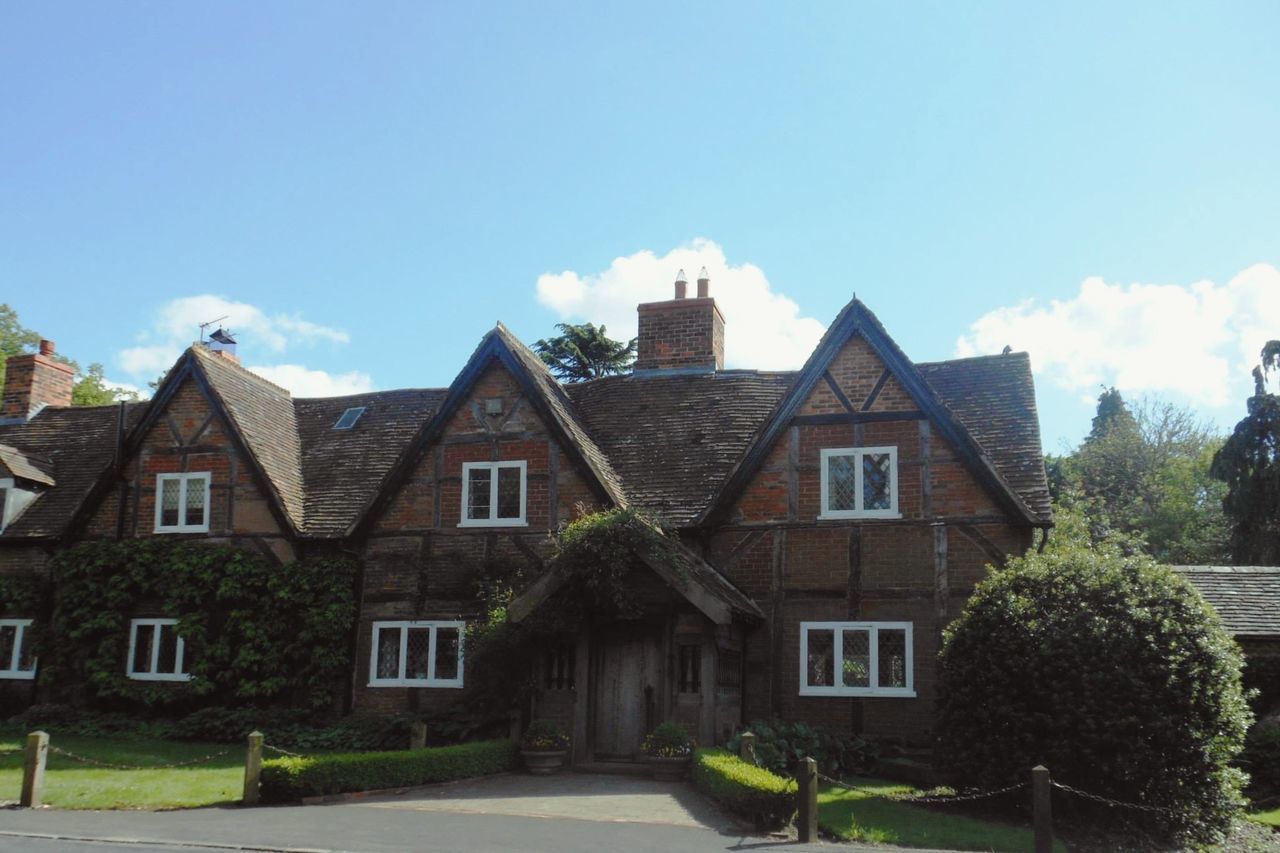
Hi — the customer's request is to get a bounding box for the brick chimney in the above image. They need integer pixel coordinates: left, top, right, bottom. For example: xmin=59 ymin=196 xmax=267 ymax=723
xmin=2 ymin=340 xmax=75 ymax=420
xmin=635 ymin=267 xmax=725 ymax=373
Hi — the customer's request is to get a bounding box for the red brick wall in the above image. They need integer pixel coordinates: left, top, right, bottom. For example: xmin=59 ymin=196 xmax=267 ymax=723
xmin=635 ymin=298 xmax=725 ymax=371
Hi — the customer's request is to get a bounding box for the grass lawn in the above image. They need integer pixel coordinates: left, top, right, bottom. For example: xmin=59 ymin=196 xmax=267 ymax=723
xmin=819 ymin=776 xmax=1067 ymax=852
xmin=1247 ymin=806 xmax=1280 ymax=828
xmin=0 ymin=732 xmax=243 ymax=809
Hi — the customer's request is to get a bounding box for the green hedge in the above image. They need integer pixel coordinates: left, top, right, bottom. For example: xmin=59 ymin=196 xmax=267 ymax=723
xmin=259 ymin=739 xmax=518 ymax=802
xmin=692 ymin=747 xmax=795 ymax=828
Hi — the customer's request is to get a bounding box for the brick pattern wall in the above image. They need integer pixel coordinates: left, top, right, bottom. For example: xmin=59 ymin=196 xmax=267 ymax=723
xmin=81 ymin=379 xmax=294 ymax=558
xmin=707 ymin=333 xmax=1035 ymax=743
xmin=635 ymin=298 xmax=725 ymax=371
xmin=355 ymin=361 xmax=607 ymax=713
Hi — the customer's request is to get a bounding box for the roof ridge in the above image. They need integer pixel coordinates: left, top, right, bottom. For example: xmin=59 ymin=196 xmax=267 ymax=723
xmin=190 ymin=345 xmax=293 ymax=397
xmin=917 ymin=352 xmax=1030 ymax=367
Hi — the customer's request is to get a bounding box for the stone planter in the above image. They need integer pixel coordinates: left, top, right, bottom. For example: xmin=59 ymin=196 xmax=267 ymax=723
xmin=646 ymin=755 xmax=691 ymax=782
xmin=521 ymin=749 xmax=568 ymax=775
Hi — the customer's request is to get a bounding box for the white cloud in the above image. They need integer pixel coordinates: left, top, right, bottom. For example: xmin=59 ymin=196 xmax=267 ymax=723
xmin=956 ymin=263 xmax=1280 ymax=407
xmin=116 ymin=294 xmax=367 ymax=398
xmin=536 ymin=238 xmax=826 ymax=370
xmin=248 ymin=364 xmax=375 ymax=397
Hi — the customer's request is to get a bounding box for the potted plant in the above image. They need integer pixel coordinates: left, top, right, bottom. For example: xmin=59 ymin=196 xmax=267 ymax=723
xmin=520 ymin=719 xmax=570 ymax=774
xmin=641 ymin=722 xmax=695 ymax=781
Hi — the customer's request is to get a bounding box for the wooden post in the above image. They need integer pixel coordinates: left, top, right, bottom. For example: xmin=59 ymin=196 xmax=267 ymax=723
xmin=508 ymin=711 xmax=522 ymax=742
xmin=242 ymin=731 xmax=263 ymax=807
xmin=797 ymin=756 xmax=818 ymax=843
xmin=739 ymin=731 xmax=756 ymax=765
xmin=1032 ymin=765 xmax=1052 ymax=853
xmin=20 ymin=730 xmax=48 ymax=808
xmin=409 ymin=720 xmax=427 ymax=750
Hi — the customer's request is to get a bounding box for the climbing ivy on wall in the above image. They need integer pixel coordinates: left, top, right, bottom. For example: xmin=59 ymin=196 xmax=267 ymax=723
xmin=37 ymin=540 xmax=355 ymax=712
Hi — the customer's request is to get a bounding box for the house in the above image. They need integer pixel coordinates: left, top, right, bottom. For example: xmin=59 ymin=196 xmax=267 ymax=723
xmin=0 ymin=275 xmax=1052 ymax=761
xmin=1173 ymin=566 xmax=1280 ymax=714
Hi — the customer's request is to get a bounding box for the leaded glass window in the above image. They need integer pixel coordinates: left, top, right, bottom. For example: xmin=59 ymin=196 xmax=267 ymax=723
xmin=369 ymin=621 xmax=465 ymax=687
xmin=819 ymin=447 xmax=898 ymax=518
xmin=800 ymin=622 xmax=914 ymax=696
xmin=154 ymin=473 xmax=211 ymax=532
xmin=127 ymin=618 xmax=191 ymax=681
xmin=461 ymin=461 xmax=526 ymax=526
xmin=0 ymin=619 xmax=36 ymax=680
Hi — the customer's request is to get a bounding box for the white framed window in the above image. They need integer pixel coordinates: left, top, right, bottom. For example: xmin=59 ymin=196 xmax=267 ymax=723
xmin=0 ymin=619 xmax=36 ymax=680
xmin=459 ymin=461 xmax=527 ymax=527
xmin=799 ymin=621 xmax=914 ymax=697
xmin=127 ymin=618 xmax=192 ymax=682
xmin=154 ymin=473 xmax=211 ymax=533
xmin=369 ymin=620 xmax=464 ymax=688
xmin=0 ymin=477 xmax=41 ymax=534
xmin=819 ymin=447 xmax=899 ymax=519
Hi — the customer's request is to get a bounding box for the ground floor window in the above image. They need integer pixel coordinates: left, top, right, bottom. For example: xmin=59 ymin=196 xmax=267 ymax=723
xmin=799 ymin=621 xmax=914 ymax=697
xmin=545 ymin=643 xmax=575 ymax=690
xmin=676 ymin=644 xmax=701 ymax=693
xmin=0 ymin=618 xmax=36 ymax=679
xmin=127 ymin=618 xmax=192 ymax=682
xmin=369 ymin=621 xmax=464 ymax=687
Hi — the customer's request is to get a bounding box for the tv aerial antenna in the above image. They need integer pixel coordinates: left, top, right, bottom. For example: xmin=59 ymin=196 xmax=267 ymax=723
xmin=198 ymin=316 xmax=229 ymax=344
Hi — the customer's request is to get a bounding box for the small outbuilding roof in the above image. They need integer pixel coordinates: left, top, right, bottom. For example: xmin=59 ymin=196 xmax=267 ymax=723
xmin=1173 ymin=566 xmax=1280 ymax=639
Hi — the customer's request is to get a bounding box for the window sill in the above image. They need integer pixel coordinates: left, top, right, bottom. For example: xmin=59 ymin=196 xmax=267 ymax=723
xmin=368 ymin=680 xmax=464 ymax=689
xmin=128 ymin=673 xmax=193 ymax=682
xmin=799 ymin=687 xmax=916 ymax=698
xmin=816 ymin=512 xmax=902 ymax=522
xmin=153 ymin=527 xmax=211 ymax=535
xmin=457 ymin=520 xmax=528 ymax=529
xmin=0 ymin=671 xmax=36 ymax=680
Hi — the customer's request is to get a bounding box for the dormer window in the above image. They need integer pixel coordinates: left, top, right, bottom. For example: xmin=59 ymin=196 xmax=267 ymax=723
xmin=0 ymin=477 xmax=43 ymax=534
xmin=154 ymin=473 xmax=211 ymax=533
xmin=333 ymin=407 xmax=367 ymax=430
xmin=460 ymin=461 xmax=527 ymax=527
xmin=819 ymin=447 xmax=899 ymax=519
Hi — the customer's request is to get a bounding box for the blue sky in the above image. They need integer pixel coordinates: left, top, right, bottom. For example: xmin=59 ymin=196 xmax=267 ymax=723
xmin=3 ymin=1 xmax=1278 ymax=449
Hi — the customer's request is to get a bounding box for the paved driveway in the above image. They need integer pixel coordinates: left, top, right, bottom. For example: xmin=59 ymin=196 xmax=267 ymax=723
xmin=0 ymin=772 xmax=873 ymax=853
xmin=350 ymin=771 xmax=743 ymax=830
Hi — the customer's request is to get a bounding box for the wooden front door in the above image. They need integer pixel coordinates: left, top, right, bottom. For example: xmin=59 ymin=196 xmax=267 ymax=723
xmin=591 ymin=629 xmax=662 ymax=760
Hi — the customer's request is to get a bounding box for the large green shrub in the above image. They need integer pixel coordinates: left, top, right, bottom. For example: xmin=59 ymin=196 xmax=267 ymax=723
xmin=259 ymin=739 xmax=519 ymax=801
xmin=691 ymin=748 xmax=796 ymax=828
xmin=39 ymin=539 xmax=355 ymax=711
xmin=936 ymin=548 xmax=1251 ymax=843
xmin=1241 ymin=714 xmax=1280 ymax=803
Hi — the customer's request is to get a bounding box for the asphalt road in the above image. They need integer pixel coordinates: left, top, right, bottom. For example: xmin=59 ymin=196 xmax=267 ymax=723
xmin=0 ymin=805 xmax=850 ymax=853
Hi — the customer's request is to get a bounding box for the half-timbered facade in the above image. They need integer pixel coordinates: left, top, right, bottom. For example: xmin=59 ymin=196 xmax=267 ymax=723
xmin=0 ymin=273 xmax=1052 ymax=758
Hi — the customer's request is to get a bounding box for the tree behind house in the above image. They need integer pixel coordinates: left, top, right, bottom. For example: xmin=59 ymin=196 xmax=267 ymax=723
xmin=1211 ymin=341 xmax=1280 ymax=565
xmin=533 ymin=322 xmax=636 ymax=382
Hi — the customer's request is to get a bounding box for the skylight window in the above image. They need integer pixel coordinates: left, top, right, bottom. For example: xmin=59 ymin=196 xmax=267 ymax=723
xmin=333 ymin=407 xmax=367 ymax=430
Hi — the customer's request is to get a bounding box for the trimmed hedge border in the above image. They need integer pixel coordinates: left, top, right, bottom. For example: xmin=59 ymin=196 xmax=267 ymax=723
xmin=259 ymin=739 xmax=519 ymax=802
xmin=692 ymin=747 xmax=796 ymax=828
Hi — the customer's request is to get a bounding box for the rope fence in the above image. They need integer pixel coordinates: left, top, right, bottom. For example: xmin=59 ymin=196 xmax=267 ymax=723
xmin=733 ymin=731 xmax=1207 ymax=853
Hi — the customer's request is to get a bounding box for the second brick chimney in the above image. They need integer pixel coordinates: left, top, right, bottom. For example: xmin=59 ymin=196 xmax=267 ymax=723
xmin=635 ymin=268 xmax=725 ymax=373
xmin=2 ymin=340 xmax=76 ymax=421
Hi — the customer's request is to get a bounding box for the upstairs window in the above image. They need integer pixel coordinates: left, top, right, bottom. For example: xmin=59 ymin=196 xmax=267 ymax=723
xmin=460 ymin=461 xmax=526 ymax=527
xmin=154 ymin=473 xmax=211 ymax=533
xmin=369 ymin=620 xmax=464 ymax=688
xmin=800 ymin=621 xmax=913 ymax=697
xmin=0 ymin=618 xmax=36 ymax=680
xmin=127 ymin=618 xmax=192 ymax=682
xmin=819 ymin=447 xmax=898 ymax=519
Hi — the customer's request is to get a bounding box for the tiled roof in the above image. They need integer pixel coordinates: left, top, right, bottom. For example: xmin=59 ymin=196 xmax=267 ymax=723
xmin=0 ymin=403 xmax=145 ymax=538
xmin=0 ymin=443 xmax=56 ymax=486
xmin=0 ymin=320 xmax=1051 ymax=540
xmin=567 ymin=371 xmax=794 ymax=526
xmin=493 ymin=324 xmax=627 ymax=507
xmin=294 ymin=388 xmax=445 ymax=535
xmin=1172 ymin=566 xmax=1280 ymax=638
xmin=918 ymin=353 xmax=1052 ymax=524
